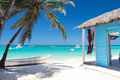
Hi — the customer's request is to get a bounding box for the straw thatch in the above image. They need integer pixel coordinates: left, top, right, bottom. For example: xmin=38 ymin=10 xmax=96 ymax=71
xmin=80 ymin=8 xmax=120 ymax=29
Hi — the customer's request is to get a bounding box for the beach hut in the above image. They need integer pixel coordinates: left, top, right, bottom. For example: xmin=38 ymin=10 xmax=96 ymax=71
xmin=80 ymin=8 xmax=120 ymax=67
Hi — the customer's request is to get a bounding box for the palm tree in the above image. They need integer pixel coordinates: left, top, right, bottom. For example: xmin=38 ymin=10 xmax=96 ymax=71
xmin=0 ymin=0 xmax=75 ymax=69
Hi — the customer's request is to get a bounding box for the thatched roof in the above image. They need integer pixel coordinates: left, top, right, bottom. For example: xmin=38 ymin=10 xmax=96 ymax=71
xmin=80 ymin=8 xmax=120 ymax=29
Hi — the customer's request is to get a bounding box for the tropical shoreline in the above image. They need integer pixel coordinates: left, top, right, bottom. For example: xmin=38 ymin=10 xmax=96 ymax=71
xmin=5 ymin=54 xmax=119 ymax=66
xmin=0 ymin=55 xmax=119 ymax=80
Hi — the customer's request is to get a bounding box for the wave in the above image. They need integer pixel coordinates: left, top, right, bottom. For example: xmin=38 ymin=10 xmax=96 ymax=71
xmin=9 ymin=44 xmax=23 ymax=50
xmin=70 ymin=48 xmax=75 ymax=52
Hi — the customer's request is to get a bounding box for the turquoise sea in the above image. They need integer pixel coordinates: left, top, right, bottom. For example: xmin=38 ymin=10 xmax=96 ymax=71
xmin=0 ymin=45 xmax=120 ymax=60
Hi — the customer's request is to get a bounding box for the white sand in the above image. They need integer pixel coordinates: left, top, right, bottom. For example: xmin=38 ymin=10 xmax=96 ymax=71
xmin=0 ymin=56 xmax=120 ymax=80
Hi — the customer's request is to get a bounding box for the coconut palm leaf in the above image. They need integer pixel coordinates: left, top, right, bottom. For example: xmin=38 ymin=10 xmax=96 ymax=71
xmin=0 ymin=0 xmax=9 ymax=33
xmin=0 ymin=0 xmax=17 ymax=36
xmin=10 ymin=0 xmax=75 ymax=45
xmin=11 ymin=0 xmax=40 ymax=45
xmin=47 ymin=12 xmax=67 ymax=39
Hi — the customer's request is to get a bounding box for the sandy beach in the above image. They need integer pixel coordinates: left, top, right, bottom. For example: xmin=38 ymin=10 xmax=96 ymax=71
xmin=0 ymin=56 xmax=120 ymax=80
xmin=0 ymin=0 xmax=120 ymax=80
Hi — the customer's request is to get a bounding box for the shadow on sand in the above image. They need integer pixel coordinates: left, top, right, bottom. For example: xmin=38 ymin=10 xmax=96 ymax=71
xmin=84 ymin=59 xmax=120 ymax=72
xmin=0 ymin=62 xmax=73 ymax=80
xmin=110 ymin=59 xmax=120 ymax=71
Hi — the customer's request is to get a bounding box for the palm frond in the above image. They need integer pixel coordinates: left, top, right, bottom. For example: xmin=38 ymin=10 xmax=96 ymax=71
xmin=11 ymin=0 xmax=40 ymax=44
xmin=1 ymin=0 xmax=75 ymax=45
xmin=0 ymin=18 xmax=4 ymax=36
xmin=57 ymin=23 xmax=67 ymax=40
xmin=47 ymin=12 xmax=67 ymax=39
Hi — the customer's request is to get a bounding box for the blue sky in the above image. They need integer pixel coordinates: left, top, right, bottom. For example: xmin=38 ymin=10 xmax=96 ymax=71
xmin=1 ymin=0 xmax=120 ymax=45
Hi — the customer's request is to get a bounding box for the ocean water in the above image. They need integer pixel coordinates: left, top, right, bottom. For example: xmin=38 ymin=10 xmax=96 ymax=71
xmin=0 ymin=45 xmax=119 ymax=60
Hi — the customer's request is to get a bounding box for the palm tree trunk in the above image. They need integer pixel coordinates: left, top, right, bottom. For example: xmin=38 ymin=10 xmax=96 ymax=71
xmin=0 ymin=27 xmax=23 ymax=69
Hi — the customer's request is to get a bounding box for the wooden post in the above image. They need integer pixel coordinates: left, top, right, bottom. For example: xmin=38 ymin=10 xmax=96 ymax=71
xmin=82 ymin=29 xmax=85 ymax=64
xmin=93 ymin=28 xmax=96 ymax=63
xmin=108 ymin=33 xmax=112 ymax=66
